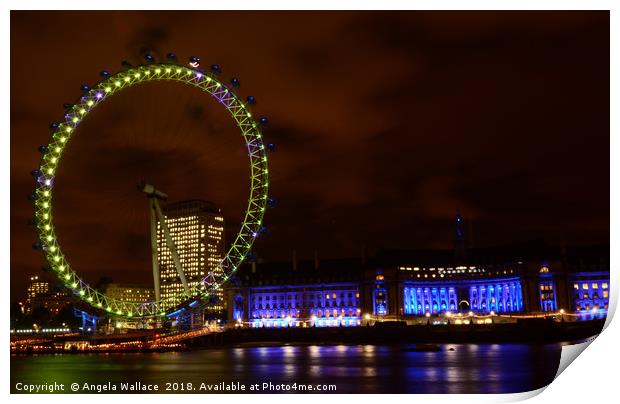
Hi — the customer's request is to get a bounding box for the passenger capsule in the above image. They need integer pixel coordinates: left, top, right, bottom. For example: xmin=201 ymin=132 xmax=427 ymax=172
xmin=189 ymin=56 xmax=201 ymax=68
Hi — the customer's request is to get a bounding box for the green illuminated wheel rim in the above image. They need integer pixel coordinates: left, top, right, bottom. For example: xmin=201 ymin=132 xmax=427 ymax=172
xmin=33 ymin=62 xmax=269 ymax=318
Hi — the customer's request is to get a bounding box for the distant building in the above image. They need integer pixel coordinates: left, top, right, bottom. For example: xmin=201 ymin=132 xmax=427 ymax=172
xmin=30 ymin=289 xmax=72 ymax=316
xmin=226 ymin=216 xmax=609 ymax=327
xmin=226 ymin=258 xmax=364 ymax=328
xmin=158 ymin=200 xmax=225 ymax=315
xmin=104 ymin=283 xmax=154 ymax=303
xmin=26 ymin=275 xmax=50 ymax=314
xmin=26 ymin=275 xmax=71 ymax=316
xmin=564 ymin=245 xmax=610 ymax=314
xmin=27 ymin=275 xmax=49 ymax=300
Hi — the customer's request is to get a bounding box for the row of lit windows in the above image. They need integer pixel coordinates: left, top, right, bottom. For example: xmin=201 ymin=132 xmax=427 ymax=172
xmin=408 ymin=270 xmax=516 ymax=280
xmin=575 ymin=291 xmax=609 ymax=299
xmin=252 ymin=318 xmax=361 ymax=328
xmin=254 ymin=292 xmax=360 ymax=301
xmin=252 ymin=308 xmax=361 ymax=319
xmin=254 ymin=300 xmax=359 ymax=309
xmin=160 ymin=268 xmax=202 ymax=277
xmin=159 ymin=229 xmax=200 ymax=237
xmin=575 ymin=303 xmax=608 ymax=311
xmin=163 ymin=215 xmax=200 ymax=223
xmin=574 ymin=283 xmax=608 ymax=290
xmin=399 ymin=266 xmax=516 ymax=278
xmin=399 ymin=266 xmax=483 ymax=272
xmin=165 ymin=231 xmax=200 ymax=238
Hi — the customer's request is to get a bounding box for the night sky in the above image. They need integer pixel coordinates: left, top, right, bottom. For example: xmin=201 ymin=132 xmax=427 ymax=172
xmin=10 ymin=11 xmax=609 ymax=297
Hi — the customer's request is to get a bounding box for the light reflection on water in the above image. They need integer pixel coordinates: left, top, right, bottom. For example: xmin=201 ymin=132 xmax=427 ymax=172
xmin=11 ymin=343 xmax=561 ymax=394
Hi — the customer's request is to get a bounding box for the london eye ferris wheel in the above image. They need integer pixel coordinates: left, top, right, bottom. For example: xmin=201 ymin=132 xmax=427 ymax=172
xmin=30 ymin=52 xmax=272 ymax=319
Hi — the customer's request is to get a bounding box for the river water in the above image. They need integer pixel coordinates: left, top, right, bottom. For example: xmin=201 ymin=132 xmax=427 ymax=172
xmin=11 ymin=343 xmax=562 ymax=394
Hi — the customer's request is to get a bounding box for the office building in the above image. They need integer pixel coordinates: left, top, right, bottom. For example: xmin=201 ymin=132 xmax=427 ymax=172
xmin=158 ymin=200 xmax=225 ymax=315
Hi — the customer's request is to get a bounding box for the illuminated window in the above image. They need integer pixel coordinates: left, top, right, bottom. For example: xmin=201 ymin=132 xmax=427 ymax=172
xmin=603 ymin=283 xmax=609 ymax=289
xmin=582 ymin=283 xmax=589 ymax=290
xmin=592 ymin=283 xmax=599 ymax=289
xmin=574 ymin=284 xmax=579 ymax=290
xmin=603 ymin=291 xmax=609 ymax=298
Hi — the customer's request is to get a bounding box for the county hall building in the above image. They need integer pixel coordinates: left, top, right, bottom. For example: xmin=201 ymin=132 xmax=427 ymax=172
xmin=225 ymin=216 xmax=609 ymax=327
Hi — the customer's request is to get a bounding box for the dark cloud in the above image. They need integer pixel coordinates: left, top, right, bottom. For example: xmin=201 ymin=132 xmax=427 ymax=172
xmin=10 ymin=11 xmax=609 ymax=298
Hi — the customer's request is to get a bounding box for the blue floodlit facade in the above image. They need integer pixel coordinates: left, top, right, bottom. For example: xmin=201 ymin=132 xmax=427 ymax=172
xmin=402 ymin=277 xmax=523 ymax=315
xmin=569 ymin=272 xmax=609 ymax=319
xmin=244 ymin=284 xmax=362 ymax=328
xmin=226 ymin=220 xmax=608 ymax=325
xmin=469 ymin=279 xmax=523 ymax=312
xmin=373 ymin=275 xmax=388 ymax=316
xmin=404 ymin=285 xmax=458 ymax=315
